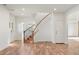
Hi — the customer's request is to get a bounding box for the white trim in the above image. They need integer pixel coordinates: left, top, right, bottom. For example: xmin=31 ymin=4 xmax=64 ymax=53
xmin=21 ymin=23 xmax=24 ymax=46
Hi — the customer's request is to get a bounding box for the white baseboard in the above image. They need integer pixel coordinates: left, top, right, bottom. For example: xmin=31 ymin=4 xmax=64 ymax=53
xmin=52 ymin=41 xmax=68 ymax=44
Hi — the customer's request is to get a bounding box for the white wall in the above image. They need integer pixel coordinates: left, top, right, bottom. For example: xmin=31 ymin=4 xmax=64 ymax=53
xmin=0 ymin=5 xmax=10 ymax=50
xmin=34 ymin=12 xmax=67 ymax=43
xmin=66 ymin=5 xmax=79 ymax=37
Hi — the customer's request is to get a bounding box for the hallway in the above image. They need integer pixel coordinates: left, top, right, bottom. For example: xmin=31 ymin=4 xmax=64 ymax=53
xmin=0 ymin=4 xmax=79 ymax=55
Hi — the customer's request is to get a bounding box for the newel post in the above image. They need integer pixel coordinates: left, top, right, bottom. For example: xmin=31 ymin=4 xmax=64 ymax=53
xmin=32 ymin=31 xmax=34 ymax=43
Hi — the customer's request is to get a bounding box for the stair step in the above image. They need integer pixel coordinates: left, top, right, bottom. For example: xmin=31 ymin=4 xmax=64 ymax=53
xmin=24 ymin=35 xmax=34 ymax=43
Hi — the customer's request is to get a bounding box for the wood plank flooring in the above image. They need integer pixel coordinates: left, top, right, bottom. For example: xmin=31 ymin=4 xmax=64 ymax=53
xmin=0 ymin=40 xmax=79 ymax=55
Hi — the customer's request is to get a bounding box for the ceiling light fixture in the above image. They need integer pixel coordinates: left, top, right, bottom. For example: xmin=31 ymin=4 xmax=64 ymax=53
xmin=53 ymin=8 xmax=56 ymax=11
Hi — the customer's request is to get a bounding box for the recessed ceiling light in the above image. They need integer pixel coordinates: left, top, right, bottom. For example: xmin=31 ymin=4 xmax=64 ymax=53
xmin=54 ymin=8 xmax=56 ymax=11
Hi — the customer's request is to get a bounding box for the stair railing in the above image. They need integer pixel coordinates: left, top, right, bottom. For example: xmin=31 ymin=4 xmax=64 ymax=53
xmin=33 ymin=12 xmax=52 ymax=32
xmin=23 ymin=12 xmax=52 ymax=43
xmin=23 ymin=24 xmax=35 ymax=43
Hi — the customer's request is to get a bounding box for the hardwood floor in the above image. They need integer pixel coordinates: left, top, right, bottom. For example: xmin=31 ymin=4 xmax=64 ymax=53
xmin=0 ymin=40 xmax=79 ymax=55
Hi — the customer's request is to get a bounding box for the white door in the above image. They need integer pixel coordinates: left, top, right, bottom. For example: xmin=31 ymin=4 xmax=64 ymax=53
xmin=55 ymin=21 xmax=65 ymax=43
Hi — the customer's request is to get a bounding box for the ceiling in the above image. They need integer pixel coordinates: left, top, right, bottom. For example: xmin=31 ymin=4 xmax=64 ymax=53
xmin=6 ymin=4 xmax=76 ymax=17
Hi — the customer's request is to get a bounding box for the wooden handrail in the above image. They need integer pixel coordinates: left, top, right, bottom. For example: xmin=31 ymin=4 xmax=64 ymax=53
xmin=24 ymin=24 xmax=34 ymax=32
xmin=24 ymin=12 xmax=52 ymax=33
xmin=33 ymin=12 xmax=52 ymax=32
